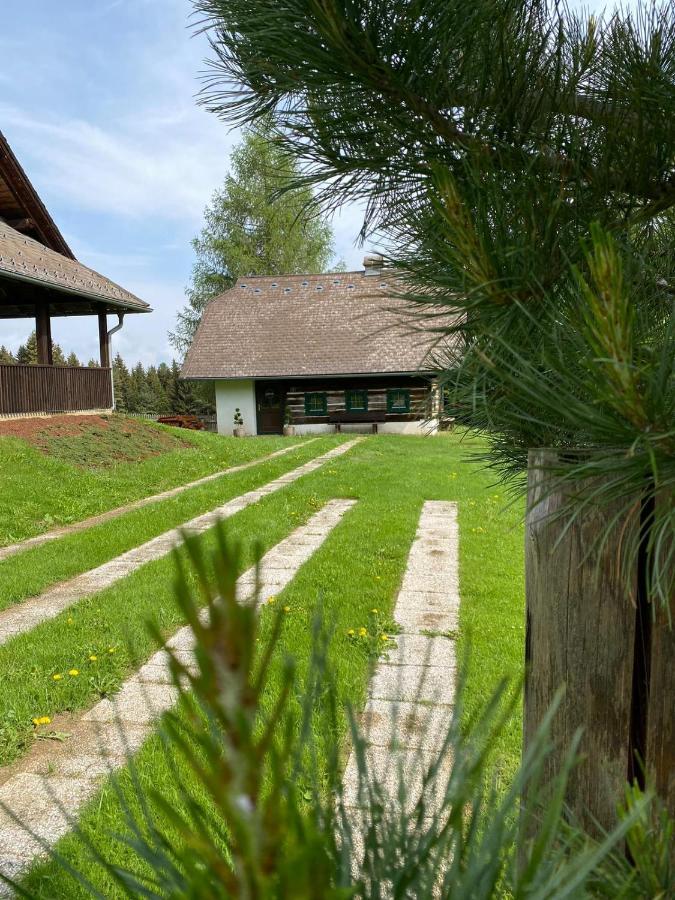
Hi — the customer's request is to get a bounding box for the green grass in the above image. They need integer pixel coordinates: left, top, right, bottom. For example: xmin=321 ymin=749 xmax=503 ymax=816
xmin=0 ymin=436 xmax=343 ymax=610
xmin=0 ymin=414 xmax=307 ymax=547
xmin=9 ymin=434 xmax=526 ymax=897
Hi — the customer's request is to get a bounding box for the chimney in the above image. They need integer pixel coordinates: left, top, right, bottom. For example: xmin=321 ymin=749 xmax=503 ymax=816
xmin=363 ymin=253 xmax=385 ymax=276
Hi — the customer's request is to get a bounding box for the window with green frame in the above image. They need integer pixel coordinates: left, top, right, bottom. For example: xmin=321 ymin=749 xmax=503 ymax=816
xmin=387 ymin=388 xmax=411 ymax=413
xmin=304 ymin=392 xmax=328 ymax=416
xmin=345 ymin=389 xmax=368 ymax=412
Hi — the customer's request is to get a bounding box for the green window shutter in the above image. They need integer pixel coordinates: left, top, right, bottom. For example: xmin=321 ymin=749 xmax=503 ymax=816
xmin=345 ymin=389 xmax=368 ymax=412
xmin=304 ymin=392 xmax=328 ymax=416
xmin=387 ymin=389 xmax=411 ymax=413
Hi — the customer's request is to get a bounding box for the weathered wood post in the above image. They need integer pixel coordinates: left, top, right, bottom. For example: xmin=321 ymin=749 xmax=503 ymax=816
xmin=524 ymin=449 xmax=674 ymax=832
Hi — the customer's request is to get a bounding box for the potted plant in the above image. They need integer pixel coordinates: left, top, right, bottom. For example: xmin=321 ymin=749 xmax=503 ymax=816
xmin=233 ymin=408 xmax=245 ymax=438
xmin=282 ymin=403 xmax=295 ymax=437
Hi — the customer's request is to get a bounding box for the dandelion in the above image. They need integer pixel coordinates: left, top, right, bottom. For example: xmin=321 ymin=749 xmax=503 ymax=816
xmin=32 ymin=716 xmax=51 ymax=726
xmin=374 ymin=575 xmax=381 ymax=580
xmin=283 ymin=605 xmax=291 ymax=613
xmin=89 ymin=655 xmax=97 ymax=662
xmin=267 ymin=596 xmax=277 ymax=604
xmin=358 ymin=627 xmax=367 ymax=637
xmin=347 ymin=628 xmax=355 ymax=636
xmin=381 ymin=634 xmax=389 ymax=642
xmin=68 ymin=669 xmax=80 ymax=677
xmin=67 ymin=617 xmax=74 ymax=625
xmin=108 ymin=647 xmax=117 ymax=654
xmin=371 ymin=608 xmax=379 ymax=614
xmin=52 ymin=673 xmax=62 ymax=681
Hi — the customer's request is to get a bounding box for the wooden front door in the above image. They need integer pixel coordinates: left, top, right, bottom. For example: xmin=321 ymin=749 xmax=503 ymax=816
xmin=256 ymin=382 xmax=284 ymax=434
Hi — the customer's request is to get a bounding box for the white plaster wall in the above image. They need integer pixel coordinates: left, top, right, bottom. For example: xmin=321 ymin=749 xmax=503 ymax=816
xmin=294 ymin=419 xmax=437 ymax=436
xmin=215 ymin=380 xmax=257 ymax=436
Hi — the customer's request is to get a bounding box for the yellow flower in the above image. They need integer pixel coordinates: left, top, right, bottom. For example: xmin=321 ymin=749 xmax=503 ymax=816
xmin=347 ymin=628 xmax=355 ymax=636
xmin=32 ymin=716 xmax=51 ymax=726
xmin=89 ymin=655 xmax=98 ymax=662
xmin=358 ymin=627 xmax=368 ymax=637
xmin=374 ymin=575 xmax=381 ymax=580
xmin=283 ymin=605 xmax=291 ymax=613
xmin=267 ymin=596 xmax=277 ymax=604
xmin=381 ymin=634 xmax=389 ymax=641
xmin=67 ymin=617 xmax=74 ymax=625
xmin=52 ymin=673 xmax=63 ymax=681
xmin=68 ymin=669 xmax=79 ymax=677
xmin=371 ymin=608 xmax=379 ymax=614
xmin=108 ymin=647 xmax=117 ymax=654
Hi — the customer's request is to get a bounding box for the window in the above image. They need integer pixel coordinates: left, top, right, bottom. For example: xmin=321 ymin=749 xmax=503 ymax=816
xmin=345 ymin=389 xmax=368 ymax=412
xmin=387 ymin=389 xmax=411 ymax=413
xmin=304 ymin=392 xmax=328 ymax=416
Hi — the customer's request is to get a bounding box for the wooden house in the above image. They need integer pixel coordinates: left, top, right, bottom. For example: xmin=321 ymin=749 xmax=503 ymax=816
xmin=0 ymin=130 xmax=150 ymax=417
xmin=182 ymin=257 xmax=441 ymax=435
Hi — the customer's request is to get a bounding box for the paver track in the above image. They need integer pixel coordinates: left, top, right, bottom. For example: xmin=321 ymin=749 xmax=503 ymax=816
xmin=342 ymin=501 xmax=459 ymax=814
xmin=0 ymin=440 xmax=319 ymax=563
xmin=0 ymin=499 xmax=356 ymax=888
xmin=0 ymin=440 xmax=360 ymax=647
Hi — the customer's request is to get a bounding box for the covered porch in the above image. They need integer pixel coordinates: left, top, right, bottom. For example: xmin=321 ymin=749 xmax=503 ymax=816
xmin=0 ymin=224 xmax=150 ymax=416
xmin=0 ymin=130 xmax=150 ymax=417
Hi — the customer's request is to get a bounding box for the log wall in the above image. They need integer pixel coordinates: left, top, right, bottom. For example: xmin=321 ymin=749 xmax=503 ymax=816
xmin=285 ymin=378 xmax=432 ymax=425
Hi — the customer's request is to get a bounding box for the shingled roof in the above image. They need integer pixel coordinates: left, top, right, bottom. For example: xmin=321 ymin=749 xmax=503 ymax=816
xmin=182 ymin=270 xmax=440 ymax=380
xmin=0 ymin=222 xmax=150 ymax=316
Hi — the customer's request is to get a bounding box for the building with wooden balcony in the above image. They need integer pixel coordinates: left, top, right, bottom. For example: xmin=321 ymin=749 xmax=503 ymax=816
xmin=182 ymin=257 xmax=442 ymax=436
xmin=0 ymin=130 xmax=151 ymax=417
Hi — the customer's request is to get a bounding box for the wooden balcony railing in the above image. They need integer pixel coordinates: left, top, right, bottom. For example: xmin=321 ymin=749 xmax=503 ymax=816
xmin=0 ymin=364 xmax=113 ymax=416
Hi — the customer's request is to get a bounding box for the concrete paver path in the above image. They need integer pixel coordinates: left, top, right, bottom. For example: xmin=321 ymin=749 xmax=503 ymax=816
xmin=342 ymin=500 xmax=459 ymax=814
xmin=0 ymin=440 xmax=318 ymax=563
xmin=0 ymin=499 xmax=356 ymax=887
xmin=0 ymin=440 xmax=359 ymax=647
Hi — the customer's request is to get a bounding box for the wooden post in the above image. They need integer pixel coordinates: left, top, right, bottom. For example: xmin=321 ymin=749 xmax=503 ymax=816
xmin=98 ymin=312 xmax=110 ymax=368
xmin=524 ymin=449 xmax=674 ymax=833
xmin=35 ymin=302 xmax=53 ymax=365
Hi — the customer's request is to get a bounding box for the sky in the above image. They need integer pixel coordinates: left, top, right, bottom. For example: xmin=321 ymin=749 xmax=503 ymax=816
xmin=0 ymin=0 xmax=366 ymax=366
xmin=0 ymin=0 xmax=623 ymax=366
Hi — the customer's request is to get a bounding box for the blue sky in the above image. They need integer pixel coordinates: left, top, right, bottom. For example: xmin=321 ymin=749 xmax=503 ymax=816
xmin=0 ymin=0 xmax=365 ymax=365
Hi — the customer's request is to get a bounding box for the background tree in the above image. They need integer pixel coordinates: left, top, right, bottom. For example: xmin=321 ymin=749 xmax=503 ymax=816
xmin=66 ymin=352 xmax=81 ymax=367
xmin=170 ymin=122 xmax=335 ymax=355
xmin=15 ymin=331 xmax=67 ymax=365
xmin=195 ymin=0 xmax=675 ymax=826
xmin=0 ymin=346 xmax=16 ymax=364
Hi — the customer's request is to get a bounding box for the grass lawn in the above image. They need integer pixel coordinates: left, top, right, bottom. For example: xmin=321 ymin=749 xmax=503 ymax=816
xmin=0 ymin=414 xmax=306 ymax=547
xmin=8 ymin=433 xmax=526 ymax=897
xmin=0 ymin=436 xmax=342 ymax=610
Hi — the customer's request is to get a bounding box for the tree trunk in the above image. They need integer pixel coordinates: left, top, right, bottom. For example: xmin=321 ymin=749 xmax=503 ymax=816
xmin=524 ymin=449 xmax=674 ymax=832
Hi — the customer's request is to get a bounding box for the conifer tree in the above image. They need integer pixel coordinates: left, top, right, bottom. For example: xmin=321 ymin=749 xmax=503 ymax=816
xmin=112 ymin=353 xmax=131 ymax=412
xmin=171 ymin=122 xmax=334 ymax=354
xmin=66 ymin=352 xmax=81 ymax=367
xmin=0 ymin=346 xmax=16 ymax=364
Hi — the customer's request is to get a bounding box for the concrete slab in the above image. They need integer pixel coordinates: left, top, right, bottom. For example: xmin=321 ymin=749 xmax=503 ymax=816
xmin=359 ymin=698 xmax=452 ymax=751
xmin=369 ymin=663 xmax=455 ymax=705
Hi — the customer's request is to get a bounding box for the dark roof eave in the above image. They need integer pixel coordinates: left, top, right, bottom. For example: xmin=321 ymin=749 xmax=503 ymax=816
xmin=0 ymin=268 xmax=151 ymax=313
xmin=182 ymin=370 xmax=435 ymax=381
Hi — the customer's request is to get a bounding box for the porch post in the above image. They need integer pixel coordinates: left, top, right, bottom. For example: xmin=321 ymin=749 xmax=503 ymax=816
xmin=98 ymin=312 xmax=111 ymax=368
xmin=35 ymin=302 xmax=53 ymax=365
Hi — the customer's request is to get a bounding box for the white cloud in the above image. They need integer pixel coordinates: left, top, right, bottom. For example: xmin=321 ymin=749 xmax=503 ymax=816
xmin=0 ymin=104 xmax=234 ymax=225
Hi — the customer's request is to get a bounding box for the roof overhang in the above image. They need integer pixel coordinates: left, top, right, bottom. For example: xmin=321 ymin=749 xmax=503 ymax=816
xmin=0 ymin=269 xmax=151 ymax=318
xmin=0 ymin=131 xmax=73 ymax=257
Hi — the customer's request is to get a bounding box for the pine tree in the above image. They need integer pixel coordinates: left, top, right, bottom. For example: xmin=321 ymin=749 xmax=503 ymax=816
xmin=170 ymin=122 xmax=334 ymax=355
xmin=66 ymin=352 xmax=81 ymax=367
xmin=0 ymin=346 xmax=16 ymax=364
xmin=168 ymin=360 xmax=201 ymax=415
xmin=112 ymin=353 xmax=131 ymax=412
xmin=16 ymin=332 xmax=38 ymax=365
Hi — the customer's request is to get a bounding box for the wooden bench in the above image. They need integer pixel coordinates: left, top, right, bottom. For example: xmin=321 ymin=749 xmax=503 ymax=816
xmin=328 ymin=410 xmax=387 ymax=434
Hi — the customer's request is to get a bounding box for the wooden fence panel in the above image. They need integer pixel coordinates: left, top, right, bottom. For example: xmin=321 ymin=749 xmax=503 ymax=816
xmin=0 ymin=365 xmax=113 ymax=415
